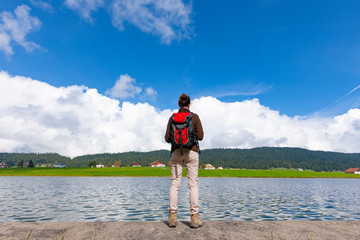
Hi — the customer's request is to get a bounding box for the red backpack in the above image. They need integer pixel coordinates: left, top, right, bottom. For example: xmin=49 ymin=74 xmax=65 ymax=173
xmin=169 ymin=112 xmax=197 ymax=155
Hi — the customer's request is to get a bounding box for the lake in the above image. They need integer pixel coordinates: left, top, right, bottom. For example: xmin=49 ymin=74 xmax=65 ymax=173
xmin=1 ymin=177 xmax=359 ymax=222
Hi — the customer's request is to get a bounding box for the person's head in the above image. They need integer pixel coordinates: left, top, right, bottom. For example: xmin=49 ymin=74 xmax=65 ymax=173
xmin=178 ymin=93 xmax=191 ymax=108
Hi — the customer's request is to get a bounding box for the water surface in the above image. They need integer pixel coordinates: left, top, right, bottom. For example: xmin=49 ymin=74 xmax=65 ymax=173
xmin=0 ymin=177 xmax=359 ymax=222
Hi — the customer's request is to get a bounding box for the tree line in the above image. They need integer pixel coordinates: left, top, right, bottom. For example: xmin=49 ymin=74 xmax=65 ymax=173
xmin=1 ymin=147 xmax=360 ymax=171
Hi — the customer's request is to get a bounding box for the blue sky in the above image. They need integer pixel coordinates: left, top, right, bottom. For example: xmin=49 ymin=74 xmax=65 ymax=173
xmin=1 ymin=0 xmax=360 ymax=156
xmin=2 ymin=0 xmax=360 ymax=116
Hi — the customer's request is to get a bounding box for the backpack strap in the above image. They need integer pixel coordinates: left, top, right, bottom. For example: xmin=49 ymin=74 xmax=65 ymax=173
xmin=179 ymin=128 xmax=184 ymax=155
xmin=197 ymin=140 xmax=201 ymax=154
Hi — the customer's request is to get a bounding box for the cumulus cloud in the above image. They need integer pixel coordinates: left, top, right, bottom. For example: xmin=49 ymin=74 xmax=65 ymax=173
xmin=0 ymin=71 xmax=170 ymax=157
xmin=106 ymin=74 xmax=141 ymax=99
xmin=1 ymin=71 xmax=360 ymax=157
xmin=191 ymin=97 xmax=360 ymax=153
xmin=0 ymin=5 xmax=41 ymax=55
xmin=64 ymin=0 xmax=104 ymax=22
xmin=65 ymin=0 xmax=192 ymax=44
xmin=105 ymin=74 xmax=157 ymax=100
xmin=105 ymin=74 xmax=142 ymax=99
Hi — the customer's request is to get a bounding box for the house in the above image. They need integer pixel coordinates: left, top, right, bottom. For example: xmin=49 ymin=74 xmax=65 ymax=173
xmin=96 ymin=163 xmax=105 ymax=168
xmin=204 ymin=163 xmax=215 ymax=169
xmin=40 ymin=164 xmax=47 ymax=167
xmin=297 ymin=168 xmax=304 ymax=172
xmin=23 ymin=162 xmax=29 ymax=167
xmin=0 ymin=162 xmax=9 ymax=168
xmin=217 ymin=166 xmax=223 ymax=170
xmin=131 ymin=162 xmax=142 ymax=167
xmin=149 ymin=161 xmax=165 ymax=167
xmin=41 ymin=164 xmax=52 ymax=168
xmin=345 ymin=168 xmax=360 ymax=174
xmin=53 ymin=164 xmax=66 ymax=168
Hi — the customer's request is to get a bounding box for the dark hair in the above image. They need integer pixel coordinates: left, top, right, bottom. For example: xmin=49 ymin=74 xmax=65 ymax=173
xmin=178 ymin=93 xmax=190 ymax=107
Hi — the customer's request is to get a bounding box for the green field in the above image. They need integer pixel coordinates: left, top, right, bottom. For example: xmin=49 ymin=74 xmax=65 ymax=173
xmin=1 ymin=167 xmax=360 ymax=178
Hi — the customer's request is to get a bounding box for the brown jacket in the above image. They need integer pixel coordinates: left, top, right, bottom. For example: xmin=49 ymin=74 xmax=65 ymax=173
xmin=164 ymin=107 xmax=204 ymax=153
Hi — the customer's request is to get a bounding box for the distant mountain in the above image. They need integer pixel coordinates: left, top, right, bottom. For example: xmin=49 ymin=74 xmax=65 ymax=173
xmin=0 ymin=153 xmax=70 ymax=166
xmin=1 ymin=147 xmax=360 ymax=171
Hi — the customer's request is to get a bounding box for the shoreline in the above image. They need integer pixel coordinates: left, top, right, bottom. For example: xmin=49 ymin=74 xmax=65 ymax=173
xmin=1 ymin=221 xmax=360 ymax=240
xmin=1 ymin=167 xmax=360 ymax=179
xmin=1 ymin=175 xmax=360 ymax=179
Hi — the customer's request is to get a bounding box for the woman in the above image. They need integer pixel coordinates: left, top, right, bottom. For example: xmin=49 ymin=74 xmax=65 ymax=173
xmin=164 ymin=93 xmax=204 ymax=228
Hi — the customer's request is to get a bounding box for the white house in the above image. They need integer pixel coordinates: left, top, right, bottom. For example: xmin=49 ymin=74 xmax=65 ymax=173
xmin=53 ymin=164 xmax=66 ymax=168
xmin=96 ymin=163 xmax=105 ymax=168
xmin=149 ymin=161 xmax=165 ymax=167
xmin=131 ymin=162 xmax=142 ymax=167
xmin=0 ymin=162 xmax=9 ymax=168
xmin=217 ymin=166 xmax=223 ymax=170
xmin=204 ymin=163 xmax=215 ymax=169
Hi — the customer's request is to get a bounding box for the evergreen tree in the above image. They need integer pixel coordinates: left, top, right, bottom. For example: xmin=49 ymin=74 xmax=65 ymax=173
xmin=88 ymin=161 xmax=96 ymax=168
xmin=28 ymin=160 xmax=34 ymax=168
xmin=16 ymin=160 xmax=24 ymax=167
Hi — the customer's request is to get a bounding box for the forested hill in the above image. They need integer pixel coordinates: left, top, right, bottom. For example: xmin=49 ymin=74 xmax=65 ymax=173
xmin=1 ymin=147 xmax=360 ymax=171
xmin=200 ymin=148 xmax=360 ymax=171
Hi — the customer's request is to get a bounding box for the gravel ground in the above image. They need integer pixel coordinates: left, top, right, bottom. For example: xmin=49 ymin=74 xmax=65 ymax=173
xmin=1 ymin=221 xmax=360 ymax=240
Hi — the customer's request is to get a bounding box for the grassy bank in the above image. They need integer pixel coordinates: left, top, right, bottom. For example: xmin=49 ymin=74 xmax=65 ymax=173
xmin=1 ymin=167 xmax=360 ymax=178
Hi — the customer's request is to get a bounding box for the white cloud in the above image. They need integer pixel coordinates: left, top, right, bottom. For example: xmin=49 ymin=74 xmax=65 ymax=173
xmin=30 ymin=0 xmax=54 ymax=12
xmin=64 ymin=0 xmax=104 ymax=22
xmin=0 ymin=32 xmax=12 ymax=55
xmin=106 ymin=74 xmax=157 ymax=100
xmin=105 ymin=74 xmax=142 ymax=99
xmin=1 ymin=71 xmax=360 ymax=157
xmin=0 ymin=71 xmax=170 ymax=157
xmin=191 ymin=97 xmax=360 ymax=153
xmin=144 ymin=87 xmax=157 ymax=97
xmin=110 ymin=0 xmax=192 ymax=44
xmin=65 ymin=0 xmax=193 ymax=44
xmin=0 ymin=5 xmax=41 ymax=55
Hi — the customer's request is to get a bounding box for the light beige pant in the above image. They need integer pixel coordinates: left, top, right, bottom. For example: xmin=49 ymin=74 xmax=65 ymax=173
xmin=169 ymin=149 xmax=199 ymax=215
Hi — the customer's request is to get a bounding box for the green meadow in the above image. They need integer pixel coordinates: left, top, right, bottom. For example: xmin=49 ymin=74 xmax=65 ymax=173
xmin=1 ymin=167 xmax=360 ymax=178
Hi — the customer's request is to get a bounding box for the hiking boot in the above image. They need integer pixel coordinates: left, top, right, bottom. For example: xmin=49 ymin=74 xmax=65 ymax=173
xmin=190 ymin=213 xmax=202 ymax=228
xmin=168 ymin=211 xmax=177 ymax=228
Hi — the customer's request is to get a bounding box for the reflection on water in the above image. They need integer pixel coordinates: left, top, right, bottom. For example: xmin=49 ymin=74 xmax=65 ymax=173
xmin=0 ymin=177 xmax=360 ymax=222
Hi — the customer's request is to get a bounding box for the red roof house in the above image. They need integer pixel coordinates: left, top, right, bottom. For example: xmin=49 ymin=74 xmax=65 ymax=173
xmin=0 ymin=162 xmax=9 ymax=168
xmin=204 ymin=163 xmax=215 ymax=169
xmin=131 ymin=162 xmax=142 ymax=167
xmin=345 ymin=168 xmax=360 ymax=173
xmin=149 ymin=161 xmax=165 ymax=167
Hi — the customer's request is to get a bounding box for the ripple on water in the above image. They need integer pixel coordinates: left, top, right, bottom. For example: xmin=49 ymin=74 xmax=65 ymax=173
xmin=1 ymin=177 xmax=360 ymax=222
